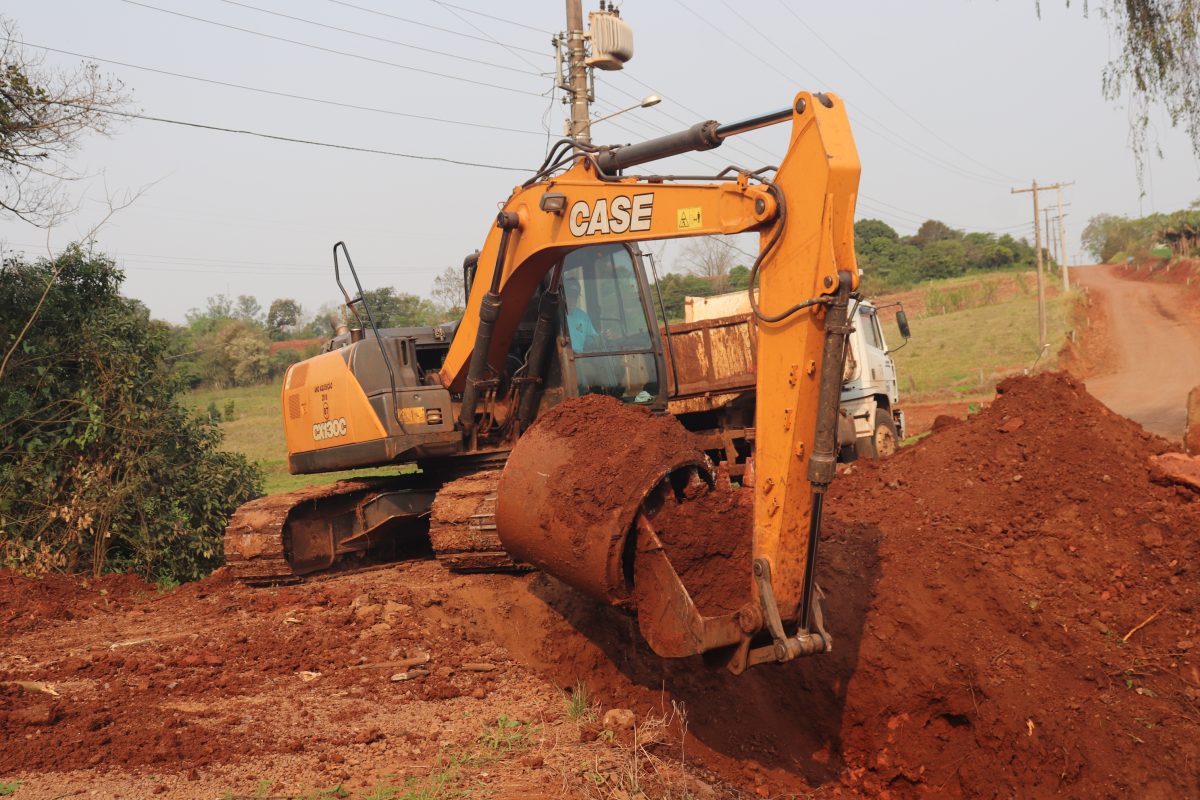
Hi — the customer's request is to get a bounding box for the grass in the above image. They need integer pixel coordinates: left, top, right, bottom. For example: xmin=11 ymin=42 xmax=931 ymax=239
xmin=888 ymin=285 xmax=1076 ymax=401
xmin=185 ymin=382 xmax=411 ymax=495
xmin=478 ymin=714 xmax=539 ymax=752
xmin=564 ymin=681 xmax=597 ymax=722
xmin=0 ymin=781 xmax=20 ymax=797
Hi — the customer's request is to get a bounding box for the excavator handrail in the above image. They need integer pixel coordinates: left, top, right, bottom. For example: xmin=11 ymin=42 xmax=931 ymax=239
xmin=332 ymin=241 xmax=405 ymax=435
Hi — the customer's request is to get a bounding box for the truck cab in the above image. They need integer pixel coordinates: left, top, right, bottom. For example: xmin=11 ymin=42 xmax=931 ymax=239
xmin=839 ymin=301 xmax=905 ymax=458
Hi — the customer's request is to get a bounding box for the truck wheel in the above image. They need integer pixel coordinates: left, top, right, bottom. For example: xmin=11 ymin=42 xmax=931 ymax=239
xmin=856 ymin=412 xmax=899 ymax=459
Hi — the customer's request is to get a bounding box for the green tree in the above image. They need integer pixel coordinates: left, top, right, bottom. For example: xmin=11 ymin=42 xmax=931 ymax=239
xmin=919 ymin=239 xmax=968 ymax=280
xmin=650 ymin=272 xmax=714 ymax=322
xmin=233 ymin=294 xmax=263 ymax=326
xmin=0 ymin=246 xmax=261 ymax=580
xmin=185 ymin=294 xmax=235 ymax=335
xmin=911 ymin=219 xmax=960 ymax=248
xmin=855 ymin=218 xmax=900 ymax=243
xmin=196 ymin=320 xmax=271 ymax=388
xmin=359 ymin=287 xmax=439 ymax=328
xmin=431 ymin=265 xmax=466 ymax=320
xmin=728 ymin=264 xmax=751 ymax=291
xmin=266 ymin=298 xmax=302 ymax=340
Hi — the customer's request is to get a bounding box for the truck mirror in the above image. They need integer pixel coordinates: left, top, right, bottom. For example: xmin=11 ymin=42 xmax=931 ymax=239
xmin=896 ymin=309 xmax=911 ymax=339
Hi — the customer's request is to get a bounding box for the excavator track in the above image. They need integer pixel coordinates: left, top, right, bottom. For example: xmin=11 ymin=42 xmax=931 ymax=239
xmin=429 ymin=470 xmax=525 ymax=572
xmin=224 ymin=467 xmax=523 ymax=586
xmin=224 ymin=479 xmax=386 ymax=586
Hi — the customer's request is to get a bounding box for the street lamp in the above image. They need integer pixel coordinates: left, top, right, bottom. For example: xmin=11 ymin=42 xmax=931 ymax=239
xmin=591 ymin=95 xmax=662 ymax=125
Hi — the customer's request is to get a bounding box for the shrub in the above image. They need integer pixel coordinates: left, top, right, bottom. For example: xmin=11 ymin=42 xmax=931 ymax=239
xmin=0 ymin=246 xmax=262 ymax=581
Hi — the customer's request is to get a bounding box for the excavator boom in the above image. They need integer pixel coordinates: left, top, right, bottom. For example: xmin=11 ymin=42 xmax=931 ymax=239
xmin=489 ymin=92 xmax=860 ymax=671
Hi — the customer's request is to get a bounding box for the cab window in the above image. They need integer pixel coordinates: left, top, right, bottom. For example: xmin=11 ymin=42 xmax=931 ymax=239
xmin=561 ymin=245 xmax=659 ymax=403
xmin=860 ymin=309 xmax=884 ymax=350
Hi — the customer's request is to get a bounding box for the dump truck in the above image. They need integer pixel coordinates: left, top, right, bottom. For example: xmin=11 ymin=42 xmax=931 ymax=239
xmin=662 ymin=289 xmax=910 ymax=477
xmin=224 ymin=90 xmax=862 ymax=673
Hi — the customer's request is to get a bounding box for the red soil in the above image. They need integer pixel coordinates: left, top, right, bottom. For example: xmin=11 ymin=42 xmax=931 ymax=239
xmin=1 ymin=570 xmax=153 ymax=634
xmin=3 ymin=372 xmax=1198 ymax=798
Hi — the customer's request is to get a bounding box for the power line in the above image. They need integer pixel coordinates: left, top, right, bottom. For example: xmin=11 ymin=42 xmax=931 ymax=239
xmin=319 ymin=0 xmax=549 ymax=57
xmin=430 ymin=1 xmax=554 ymax=35
xmin=593 ymin=80 xmax=1022 ymax=235
xmin=427 ymin=0 xmax=546 ymax=72
xmin=1 ymin=241 xmax=456 ymax=277
xmin=771 ymin=0 xmax=1021 ymax=184
xmin=52 ymin=101 xmax=531 ymax=171
xmin=673 ymin=0 xmax=1011 ymax=188
xmin=18 ymin=41 xmax=545 ymax=137
xmin=212 ymin=0 xmax=543 ymax=77
xmin=709 ymin=0 xmax=1013 ymax=187
xmin=118 ymin=0 xmax=546 ymax=98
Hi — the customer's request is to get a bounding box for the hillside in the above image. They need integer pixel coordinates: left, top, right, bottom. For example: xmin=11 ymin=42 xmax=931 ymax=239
xmin=871 ymin=269 xmax=1075 ymax=401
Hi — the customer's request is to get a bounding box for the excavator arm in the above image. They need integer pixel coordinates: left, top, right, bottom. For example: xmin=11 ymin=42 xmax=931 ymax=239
xmin=485 ymin=92 xmax=861 ymax=672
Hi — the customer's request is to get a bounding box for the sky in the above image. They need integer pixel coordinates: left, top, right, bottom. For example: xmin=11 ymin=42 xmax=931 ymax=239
xmin=1 ymin=0 xmax=1197 ymax=324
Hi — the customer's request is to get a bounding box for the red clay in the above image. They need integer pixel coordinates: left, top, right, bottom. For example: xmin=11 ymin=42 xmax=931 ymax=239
xmin=3 ymin=373 xmax=1198 ymax=799
xmin=651 ymin=479 xmax=753 ymax=617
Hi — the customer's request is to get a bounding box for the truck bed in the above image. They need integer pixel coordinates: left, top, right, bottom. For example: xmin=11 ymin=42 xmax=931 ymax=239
xmin=661 ymin=313 xmax=756 ymax=414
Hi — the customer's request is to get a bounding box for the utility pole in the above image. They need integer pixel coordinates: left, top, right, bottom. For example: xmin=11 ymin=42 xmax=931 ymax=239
xmin=1012 ymin=180 xmax=1048 ymax=350
xmin=1045 ymin=207 xmax=1055 ymax=266
xmin=1056 ymin=184 xmax=1071 ymax=291
xmin=564 ymin=0 xmax=591 ymax=145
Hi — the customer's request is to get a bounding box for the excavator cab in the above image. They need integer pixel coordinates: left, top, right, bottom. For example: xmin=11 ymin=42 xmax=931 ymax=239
xmin=559 ymin=243 xmax=664 ymax=407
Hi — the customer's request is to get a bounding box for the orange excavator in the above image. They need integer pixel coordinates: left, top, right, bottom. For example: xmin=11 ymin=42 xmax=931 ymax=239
xmin=224 ymin=91 xmax=860 ymax=673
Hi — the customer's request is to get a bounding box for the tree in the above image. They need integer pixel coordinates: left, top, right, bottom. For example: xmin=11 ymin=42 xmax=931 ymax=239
xmin=855 ymin=218 xmax=899 ymax=243
xmin=680 ymin=237 xmax=736 ymax=293
xmin=266 ymin=298 xmax=302 ymax=339
xmin=359 ymin=287 xmax=439 ymax=328
xmin=911 ymin=220 xmax=959 ymax=248
xmin=297 ymin=302 xmax=343 ymax=339
xmin=650 ymin=272 xmax=715 ymax=322
xmin=0 ymin=19 xmax=128 ymax=226
xmin=195 ymin=320 xmax=271 ymax=388
xmin=728 ymin=264 xmax=751 ymax=291
xmin=431 ymin=265 xmax=466 ymax=319
xmin=0 ymin=246 xmax=261 ymax=580
xmin=185 ymin=294 xmax=235 ymax=335
xmin=233 ymin=294 xmax=263 ymax=326
xmin=1091 ymin=1 xmax=1200 ymax=179
xmin=919 ymin=239 xmax=967 ymax=279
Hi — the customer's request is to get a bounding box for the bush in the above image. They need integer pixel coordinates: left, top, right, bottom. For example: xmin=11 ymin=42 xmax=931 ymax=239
xmin=0 ymin=246 xmax=262 ymax=581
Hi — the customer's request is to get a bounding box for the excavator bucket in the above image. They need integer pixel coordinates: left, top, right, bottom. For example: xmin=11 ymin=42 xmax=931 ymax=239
xmin=495 ymin=395 xmax=753 ymax=660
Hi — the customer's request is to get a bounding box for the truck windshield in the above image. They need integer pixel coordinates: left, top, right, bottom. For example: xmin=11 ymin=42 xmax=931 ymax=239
xmin=561 ymin=245 xmax=659 ymax=403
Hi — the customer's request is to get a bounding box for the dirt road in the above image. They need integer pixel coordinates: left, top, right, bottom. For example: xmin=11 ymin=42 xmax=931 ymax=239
xmin=1074 ymin=263 xmax=1200 ymax=440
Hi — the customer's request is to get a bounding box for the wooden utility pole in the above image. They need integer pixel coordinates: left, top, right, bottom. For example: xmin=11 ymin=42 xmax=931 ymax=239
xmin=1013 ymin=180 xmax=1075 ymax=349
xmin=1012 ymin=180 xmax=1048 ymax=350
xmin=1056 ymin=184 xmax=1071 ymax=292
xmin=564 ymin=0 xmax=591 ymax=145
xmin=1045 ymin=207 xmax=1055 ymax=265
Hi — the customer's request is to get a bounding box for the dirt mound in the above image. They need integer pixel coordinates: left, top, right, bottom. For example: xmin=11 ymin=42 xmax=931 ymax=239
xmin=516 ymin=392 xmax=706 ymax=525
xmin=817 ymin=371 xmax=1198 ymax=797
xmin=449 ymin=372 xmax=1199 ymax=798
xmin=0 ymin=570 xmax=153 ymax=633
